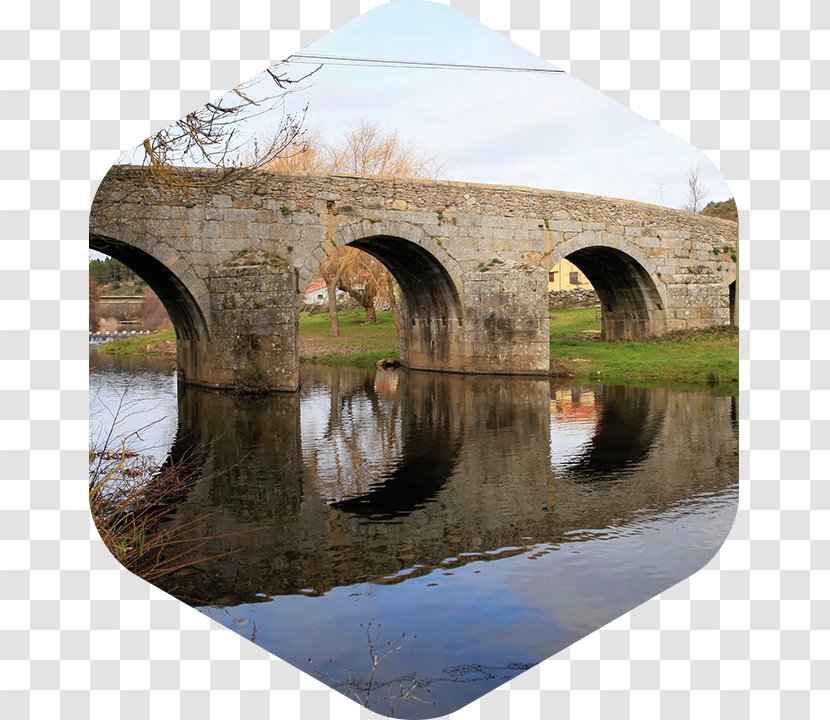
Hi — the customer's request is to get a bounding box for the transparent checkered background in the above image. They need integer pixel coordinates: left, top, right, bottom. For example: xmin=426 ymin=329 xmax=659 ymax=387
xmin=1 ymin=0 xmax=823 ymax=717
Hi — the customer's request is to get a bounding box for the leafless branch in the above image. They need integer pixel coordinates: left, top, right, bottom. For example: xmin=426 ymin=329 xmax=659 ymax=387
xmin=136 ymin=61 xmax=321 ymax=195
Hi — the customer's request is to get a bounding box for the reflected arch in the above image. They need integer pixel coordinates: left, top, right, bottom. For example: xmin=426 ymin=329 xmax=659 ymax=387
xmin=90 ymin=234 xmax=210 ymax=342
xmin=552 ymin=236 xmax=667 ymax=340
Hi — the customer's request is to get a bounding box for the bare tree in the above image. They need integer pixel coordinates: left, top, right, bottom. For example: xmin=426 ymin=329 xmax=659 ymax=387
xmin=319 ymin=259 xmax=345 ymax=338
xmin=137 ymin=63 xmax=320 ymax=194
xmin=324 ymin=120 xmax=439 ymax=178
xmin=259 ymin=129 xmax=324 ymax=175
xmin=141 ymin=290 xmax=171 ymax=332
xmin=335 ymin=252 xmax=382 ymax=324
xmin=269 ymin=121 xmax=437 ymax=334
xmin=266 ymin=121 xmax=439 ymax=179
xmin=683 ymin=164 xmax=709 ymax=213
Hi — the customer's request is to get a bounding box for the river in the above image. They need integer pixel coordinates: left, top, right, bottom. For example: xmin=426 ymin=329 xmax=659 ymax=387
xmin=90 ymin=350 xmax=738 ymax=718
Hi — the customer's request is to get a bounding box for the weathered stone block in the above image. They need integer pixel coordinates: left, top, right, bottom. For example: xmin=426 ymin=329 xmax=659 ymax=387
xmin=218 ymin=221 xmax=249 ymax=240
xmin=256 ymin=209 xmax=278 ymax=223
xmin=552 ymin=220 xmax=584 ymax=233
xmin=249 ymin=223 xmax=272 ymax=241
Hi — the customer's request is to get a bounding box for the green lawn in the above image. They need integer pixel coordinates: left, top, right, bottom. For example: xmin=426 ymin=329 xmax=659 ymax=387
xmin=549 ymin=308 xmax=738 ymax=393
xmin=299 ymin=310 xmax=400 ymax=366
xmin=97 ymin=308 xmax=738 ymax=392
xmin=96 ymin=329 xmax=176 ymax=355
xmin=550 ymin=307 xmax=602 ymax=337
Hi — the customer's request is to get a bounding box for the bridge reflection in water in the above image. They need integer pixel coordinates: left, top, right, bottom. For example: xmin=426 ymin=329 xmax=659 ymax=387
xmin=127 ymin=365 xmax=738 ymax=716
xmin=157 ymin=368 xmax=737 ymax=606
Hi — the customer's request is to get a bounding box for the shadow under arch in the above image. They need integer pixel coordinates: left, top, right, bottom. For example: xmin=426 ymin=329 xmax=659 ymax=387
xmin=90 ymin=234 xmax=209 ymax=342
xmin=342 ymin=233 xmax=465 ymax=370
xmin=560 ymin=246 xmax=666 ymax=340
xmin=347 ymin=234 xmax=463 ymax=323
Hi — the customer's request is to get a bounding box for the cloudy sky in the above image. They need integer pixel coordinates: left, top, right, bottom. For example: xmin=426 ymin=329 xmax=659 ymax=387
xmin=259 ymin=0 xmax=732 ymax=209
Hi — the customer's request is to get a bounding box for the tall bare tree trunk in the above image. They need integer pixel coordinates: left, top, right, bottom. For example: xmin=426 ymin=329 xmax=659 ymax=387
xmin=384 ymin=274 xmax=400 ymax=338
xmin=363 ymin=297 xmax=376 ymax=323
xmin=89 ymin=278 xmax=101 ymax=331
xmin=326 ymin=276 xmax=340 ymax=337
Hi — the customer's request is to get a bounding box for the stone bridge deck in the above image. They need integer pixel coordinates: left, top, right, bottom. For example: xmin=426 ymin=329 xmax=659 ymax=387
xmin=90 ymin=166 xmax=738 ymax=392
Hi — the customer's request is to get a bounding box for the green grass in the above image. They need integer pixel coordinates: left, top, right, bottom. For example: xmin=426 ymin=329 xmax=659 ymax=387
xmin=550 ymin=307 xmax=602 ymax=337
xmin=549 ymin=308 xmax=738 ymax=393
xmin=97 ymin=309 xmax=738 ymax=392
xmin=299 ymin=310 xmax=400 ymax=367
xmin=97 ymin=329 xmax=176 ymax=355
xmin=303 ymin=307 xmax=737 ymax=392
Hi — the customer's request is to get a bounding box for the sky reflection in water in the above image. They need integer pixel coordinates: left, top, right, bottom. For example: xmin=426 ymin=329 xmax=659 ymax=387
xmin=90 ymin=354 xmax=738 ymax=718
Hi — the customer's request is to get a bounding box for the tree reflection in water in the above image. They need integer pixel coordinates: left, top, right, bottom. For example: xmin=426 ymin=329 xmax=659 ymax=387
xmin=90 ymin=354 xmax=738 ymax=718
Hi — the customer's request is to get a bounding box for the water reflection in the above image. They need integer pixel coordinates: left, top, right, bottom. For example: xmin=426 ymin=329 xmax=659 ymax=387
xmin=90 ymin=354 xmax=738 ymax=718
xmin=303 ymin=368 xmax=462 ymax=520
xmin=89 ymin=351 xmax=178 ymax=465
xmin=551 ymin=383 xmax=666 ymax=477
xmin=154 ymin=367 xmax=736 ymax=604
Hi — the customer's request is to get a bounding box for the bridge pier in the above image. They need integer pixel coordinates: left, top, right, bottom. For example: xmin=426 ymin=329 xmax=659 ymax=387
xmin=371 ymin=258 xmax=550 ymax=378
xmin=460 ymin=260 xmax=550 ymax=375
xmin=178 ymin=253 xmax=300 ymax=393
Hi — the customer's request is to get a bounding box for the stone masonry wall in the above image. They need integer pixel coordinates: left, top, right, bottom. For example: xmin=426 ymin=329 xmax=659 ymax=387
xmin=200 ymin=251 xmax=298 ymax=391
xmin=90 ymin=167 xmax=738 ymax=390
xmin=462 ymin=260 xmax=550 ymax=374
xmin=91 ymin=168 xmax=738 ymax=296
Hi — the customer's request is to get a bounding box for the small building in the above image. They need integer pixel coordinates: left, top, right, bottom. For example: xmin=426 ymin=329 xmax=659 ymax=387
xmin=548 ymin=258 xmax=593 ymax=292
xmin=303 ymin=280 xmax=348 ymax=306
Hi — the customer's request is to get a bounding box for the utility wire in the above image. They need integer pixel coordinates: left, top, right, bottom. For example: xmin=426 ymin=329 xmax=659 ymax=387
xmin=287 ymin=53 xmax=565 ymax=74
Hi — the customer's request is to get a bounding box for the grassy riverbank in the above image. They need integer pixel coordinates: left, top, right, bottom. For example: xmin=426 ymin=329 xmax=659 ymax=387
xmin=300 ymin=307 xmax=738 ymax=392
xmin=548 ymin=308 xmax=738 ymax=392
xmin=96 ymin=329 xmax=177 ymax=356
xmin=93 ymin=309 xmax=738 ymax=391
xmin=299 ymin=310 xmax=400 ymax=366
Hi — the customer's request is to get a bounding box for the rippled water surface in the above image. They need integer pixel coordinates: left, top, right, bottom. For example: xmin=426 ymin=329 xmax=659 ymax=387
xmin=90 ymin=352 xmax=738 ymax=718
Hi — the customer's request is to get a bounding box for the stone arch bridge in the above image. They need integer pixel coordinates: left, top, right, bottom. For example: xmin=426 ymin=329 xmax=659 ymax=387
xmin=90 ymin=167 xmax=737 ymax=392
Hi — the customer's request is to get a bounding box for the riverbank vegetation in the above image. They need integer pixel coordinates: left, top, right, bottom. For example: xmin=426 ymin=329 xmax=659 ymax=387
xmin=89 ymin=257 xmax=173 ymax=333
xmin=97 ymin=329 xmax=176 ymax=356
xmin=298 ymin=307 xmax=737 ymax=392
xmin=94 ymin=308 xmax=737 ymax=392
xmin=89 ymin=442 xmax=214 ymax=583
xmin=547 ymin=308 xmax=738 ymax=393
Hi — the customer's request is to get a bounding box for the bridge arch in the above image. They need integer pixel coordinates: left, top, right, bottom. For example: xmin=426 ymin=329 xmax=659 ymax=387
xmin=89 ymin=234 xmax=210 ymax=342
xmin=302 ymin=218 xmax=464 ymax=304
xmin=302 ymin=219 xmax=466 ymax=371
xmin=552 ymin=232 xmax=668 ymax=340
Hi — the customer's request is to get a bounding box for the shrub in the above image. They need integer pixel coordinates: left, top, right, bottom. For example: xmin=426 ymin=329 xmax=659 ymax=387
xmin=89 ymin=441 xmax=220 ymax=583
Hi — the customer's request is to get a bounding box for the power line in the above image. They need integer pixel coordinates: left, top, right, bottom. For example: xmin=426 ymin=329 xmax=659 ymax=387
xmin=286 ymin=53 xmax=565 ymax=74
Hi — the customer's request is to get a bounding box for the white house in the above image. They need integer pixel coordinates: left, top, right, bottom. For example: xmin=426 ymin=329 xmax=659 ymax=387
xmin=303 ymin=280 xmax=348 ymax=306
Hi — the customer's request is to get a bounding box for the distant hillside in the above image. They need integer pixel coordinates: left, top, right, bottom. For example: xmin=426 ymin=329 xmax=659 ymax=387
xmin=89 ymin=257 xmax=146 ymax=296
xmin=700 ymin=197 xmax=737 ymax=223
